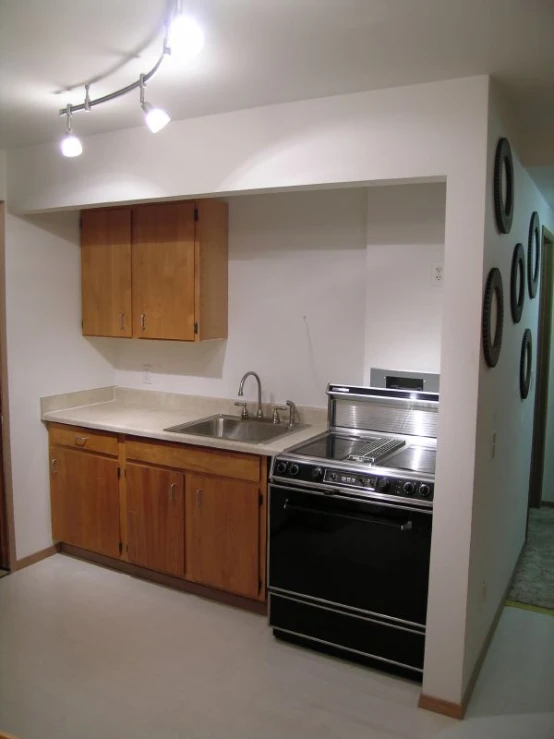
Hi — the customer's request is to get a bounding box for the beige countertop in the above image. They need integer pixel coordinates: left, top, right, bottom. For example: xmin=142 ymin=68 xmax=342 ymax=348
xmin=41 ymin=386 xmax=327 ymax=457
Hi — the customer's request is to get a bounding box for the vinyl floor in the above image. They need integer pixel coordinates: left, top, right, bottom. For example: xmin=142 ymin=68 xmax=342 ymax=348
xmin=0 ymin=555 xmax=553 ymax=739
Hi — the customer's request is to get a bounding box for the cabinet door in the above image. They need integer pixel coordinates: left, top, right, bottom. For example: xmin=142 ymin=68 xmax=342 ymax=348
xmin=132 ymin=202 xmax=196 ymax=341
xmin=127 ymin=463 xmax=185 ymax=577
xmin=185 ymin=474 xmax=260 ymax=599
xmin=50 ymin=447 xmax=120 ymax=557
xmin=81 ymin=208 xmax=132 ymax=337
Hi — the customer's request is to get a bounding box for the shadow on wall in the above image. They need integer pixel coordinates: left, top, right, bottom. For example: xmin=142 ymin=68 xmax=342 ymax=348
xmin=91 ymin=337 xmax=227 ymax=379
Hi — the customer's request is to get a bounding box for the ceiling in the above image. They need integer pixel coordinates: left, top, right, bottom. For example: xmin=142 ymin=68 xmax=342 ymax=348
xmin=0 ymin=0 xmax=553 ymax=198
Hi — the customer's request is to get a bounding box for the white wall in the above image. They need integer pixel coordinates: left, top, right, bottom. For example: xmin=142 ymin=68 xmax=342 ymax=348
xmin=364 ymin=183 xmax=445 ymax=379
xmin=0 ymin=150 xmax=5 ymax=200
xmin=463 ymin=89 xmax=554 ymax=687
xmin=542 ymin=255 xmax=554 ymax=503
xmin=4 ymin=211 xmax=117 ymax=559
xmin=114 ymin=189 xmax=368 ymax=408
xmin=5 ymin=76 xmax=492 ymax=705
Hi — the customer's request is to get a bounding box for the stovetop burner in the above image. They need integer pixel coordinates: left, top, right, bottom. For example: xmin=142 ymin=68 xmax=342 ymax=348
xmin=270 ymin=384 xmax=438 ymax=508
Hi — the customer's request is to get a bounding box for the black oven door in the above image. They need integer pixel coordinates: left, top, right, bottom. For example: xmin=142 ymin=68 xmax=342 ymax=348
xmin=269 ymin=484 xmax=432 ymax=626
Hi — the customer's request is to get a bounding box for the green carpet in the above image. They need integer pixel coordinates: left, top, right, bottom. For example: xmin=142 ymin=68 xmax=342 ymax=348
xmin=508 ymin=507 xmax=554 ymax=611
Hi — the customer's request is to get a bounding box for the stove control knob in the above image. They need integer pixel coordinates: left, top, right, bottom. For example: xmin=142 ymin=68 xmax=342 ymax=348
xmin=275 ymin=461 xmax=288 ymax=475
xmin=403 ymin=482 xmax=415 ymax=495
xmin=377 ymin=477 xmax=390 ymax=492
xmin=311 ymin=467 xmax=323 ymax=481
xmin=362 ymin=477 xmax=372 ymax=487
xmin=328 ymin=472 xmax=338 ymax=482
xmin=289 ymin=463 xmax=300 ymax=477
xmin=419 ymin=483 xmax=431 ymax=498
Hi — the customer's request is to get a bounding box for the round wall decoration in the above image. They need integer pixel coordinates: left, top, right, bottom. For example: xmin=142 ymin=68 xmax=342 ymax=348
xmin=510 ymin=242 xmax=525 ymax=323
xmin=493 ymin=138 xmax=514 ymax=234
xmin=482 ymin=267 xmax=504 ymax=368
xmin=527 ymin=211 xmax=541 ymax=299
xmin=520 ymin=328 xmax=532 ymax=399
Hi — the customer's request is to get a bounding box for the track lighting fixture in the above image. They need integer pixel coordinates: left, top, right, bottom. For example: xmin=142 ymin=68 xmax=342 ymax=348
xmin=58 ymin=1 xmax=204 ymax=156
xmin=60 ymin=105 xmax=83 ymax=158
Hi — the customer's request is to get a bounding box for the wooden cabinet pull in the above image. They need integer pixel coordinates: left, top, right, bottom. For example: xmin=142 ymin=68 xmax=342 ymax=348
xmin=74 ymin=435 xmax=88 ymax=447
xmin=51 ymin=458 xmax=58 ymax=474
xmin=169 ymin=483 xmax=176 ymax=502
xmin=140 ymin=313 xmax=146 ymax=331
xmin=195 ymin=488 xmax=203 ymax=507
xmin=119 ymin=313 xmax=125 ymax=330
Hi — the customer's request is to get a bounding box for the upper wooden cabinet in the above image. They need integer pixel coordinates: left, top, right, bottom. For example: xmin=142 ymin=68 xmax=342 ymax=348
xmin=81 ymin=208 xmax=132 ymax=337
xmin=81 ymin=199 xmax=228 ymax=342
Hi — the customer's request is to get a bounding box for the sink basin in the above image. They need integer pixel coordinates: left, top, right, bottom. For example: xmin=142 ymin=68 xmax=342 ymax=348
xmin=164 ymin=414 xmax=309 ymax=444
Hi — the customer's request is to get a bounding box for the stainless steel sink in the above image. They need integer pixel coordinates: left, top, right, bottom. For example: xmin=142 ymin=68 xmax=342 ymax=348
xmin=164 ymin=414 xmax=309 ymax=444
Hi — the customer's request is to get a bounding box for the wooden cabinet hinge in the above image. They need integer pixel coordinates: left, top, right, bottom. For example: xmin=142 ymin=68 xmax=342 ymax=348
xmin=194 ymin=322 xmax=199 ymax=335
xmin=258 ymin=579 xmax=262 ymax=594
xmin=117 ymin=467 xmax=121 ymax=479
xmin=194 ymin=206 xmax=199 ymax=222
xmin=118 ymin=541 xmax=123 ymax=555
xmin=259 ymin=493 xmax=263 ymax=506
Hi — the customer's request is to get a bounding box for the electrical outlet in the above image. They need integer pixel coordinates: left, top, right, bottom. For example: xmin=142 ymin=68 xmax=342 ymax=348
xmin=142 ymin=364 xmax=152 ymax=385
xmin=431 ymin=263 xmax=444 ymax=286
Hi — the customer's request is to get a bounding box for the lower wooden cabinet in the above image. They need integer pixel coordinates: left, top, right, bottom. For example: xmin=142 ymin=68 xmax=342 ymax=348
xmin=126 ymin=463 xmax=185 ymax=577
xmin=185 ymin=474 xmax=261 ymax=599
xmin=48 ymin=425 xmax=268 ymax=607
xmin=50 ymin=447 xmax=120 ymax=558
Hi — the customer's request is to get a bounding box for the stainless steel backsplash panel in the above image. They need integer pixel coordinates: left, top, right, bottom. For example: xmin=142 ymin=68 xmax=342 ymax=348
xmin=332 ymin=398 xmax=439 ymax=439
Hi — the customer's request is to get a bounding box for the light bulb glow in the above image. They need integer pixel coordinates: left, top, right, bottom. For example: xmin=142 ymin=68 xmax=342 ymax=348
xmin=144 ymin=105 xmax=171 ymax=133
xmin=60 ymin=133 xmax=83 ymax=157
xmin=167 ymin=14 xmax=204 ymax=58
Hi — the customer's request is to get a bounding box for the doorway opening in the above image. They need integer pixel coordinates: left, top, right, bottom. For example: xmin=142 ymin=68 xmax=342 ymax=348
xmin=0 ymin=202 xmax=15 ymax=573
xmin=508 ymin=226 xmax=554 ymax=614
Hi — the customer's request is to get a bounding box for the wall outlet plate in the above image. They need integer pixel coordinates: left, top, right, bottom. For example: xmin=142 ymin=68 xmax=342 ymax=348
xmin=142 ymin=364 xmax=152 ymax=385
xmin=432 ymin=263 xmax=444 ymax=286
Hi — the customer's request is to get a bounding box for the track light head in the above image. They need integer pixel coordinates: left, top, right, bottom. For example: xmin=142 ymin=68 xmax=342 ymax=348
xmin=140 ymin=76 xmax=170 ymax=133
xmin=60 ymin=105 xmax=83 ymax=157
xmin=167 ymin=12 xmax=204 ymax=59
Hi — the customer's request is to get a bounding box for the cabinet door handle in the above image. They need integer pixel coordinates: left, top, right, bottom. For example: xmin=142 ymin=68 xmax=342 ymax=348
xmin=169 ymin=483 xmax=176 ymax=502
xmin=195 ymin=488 xmax=203 ymax=507
xmin=51 ymin=458 xmax=58 ymax=474
xmin=74 ymin=435 xmax=88 ymax=447
xmin=119 ymin=313 xmax=125 ymax=330
xmin=140 ymin=313 xmax=146 ymax=331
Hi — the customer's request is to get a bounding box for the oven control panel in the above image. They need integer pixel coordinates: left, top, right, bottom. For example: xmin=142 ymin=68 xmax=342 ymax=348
xmin=271 ymin=459 xmax=434 ymax=504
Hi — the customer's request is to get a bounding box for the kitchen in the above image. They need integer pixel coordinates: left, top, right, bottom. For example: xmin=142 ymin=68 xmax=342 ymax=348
xmin=2 ymin=63 xmax=554 ymax=735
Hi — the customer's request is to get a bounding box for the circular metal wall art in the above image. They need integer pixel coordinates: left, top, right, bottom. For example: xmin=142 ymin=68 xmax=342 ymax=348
xmin=527 ymin=211 xmax=541 ymax=299
xmin=482 ymin=267 xmax=504 ymax=368
xmin=493 ymin=138 xmax=514 ymax=234
xmin=510 ymin=242 xmax=525 ymax=323
xmin=520 ymin=329 xmax=532 ymax=399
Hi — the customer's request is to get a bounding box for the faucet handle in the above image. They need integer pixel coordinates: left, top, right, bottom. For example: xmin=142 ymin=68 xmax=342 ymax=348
xmin=234 ymin=401 xmax=249 ymax=420
xmin=272 ymin=405 xmax=287 ymax=424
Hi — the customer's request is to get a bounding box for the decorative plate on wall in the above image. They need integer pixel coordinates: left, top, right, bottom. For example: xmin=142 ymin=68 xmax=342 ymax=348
xmin=520 ymin=328 xmax=532 ymax=399
xmin=510 ymin=242 xmax=525 ymax=323
xmin=482 ymin=267 xmax=504 ymax=368
xmin=493 ymin=138 xmax=514 ymax=235
xmin=527 ymin=211 xmax=541 ymax=299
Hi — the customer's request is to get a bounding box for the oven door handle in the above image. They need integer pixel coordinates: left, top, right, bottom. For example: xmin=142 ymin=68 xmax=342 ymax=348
xmin=283 ymin=501 xmax=413 ymax=531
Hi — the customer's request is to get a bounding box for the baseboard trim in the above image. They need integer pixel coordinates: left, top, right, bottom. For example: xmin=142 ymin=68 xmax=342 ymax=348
xmin=60 ymin=544 xmax=267 ymax=616
xmin=540 ymin=501 xmax=554 ymax=508
xmin=418 ymin=694 xmax=464 ymax=719
xmin=13 ymin=542 xmax=61 ymax=571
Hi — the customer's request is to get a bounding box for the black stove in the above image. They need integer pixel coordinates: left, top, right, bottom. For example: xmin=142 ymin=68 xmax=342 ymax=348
xmin=268 ymin=383 xmax=439 ymax=679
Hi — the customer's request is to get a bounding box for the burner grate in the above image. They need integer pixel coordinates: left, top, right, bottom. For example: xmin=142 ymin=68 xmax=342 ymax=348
xmin=345 ymin=437 xmax=405 ymax=464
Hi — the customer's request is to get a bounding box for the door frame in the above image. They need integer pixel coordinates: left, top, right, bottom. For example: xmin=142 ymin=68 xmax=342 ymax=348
xmin=0 ymin=202 xmax=16 ymax=570
xmin=528 ymin=226 xmax=554 ymax=509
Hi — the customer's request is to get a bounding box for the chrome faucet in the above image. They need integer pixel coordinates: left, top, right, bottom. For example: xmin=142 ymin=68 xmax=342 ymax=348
xmin=238 ymin=371 xmax=264 ymax=418
xmin=285 ymin=400 xmax=297 ymax=428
